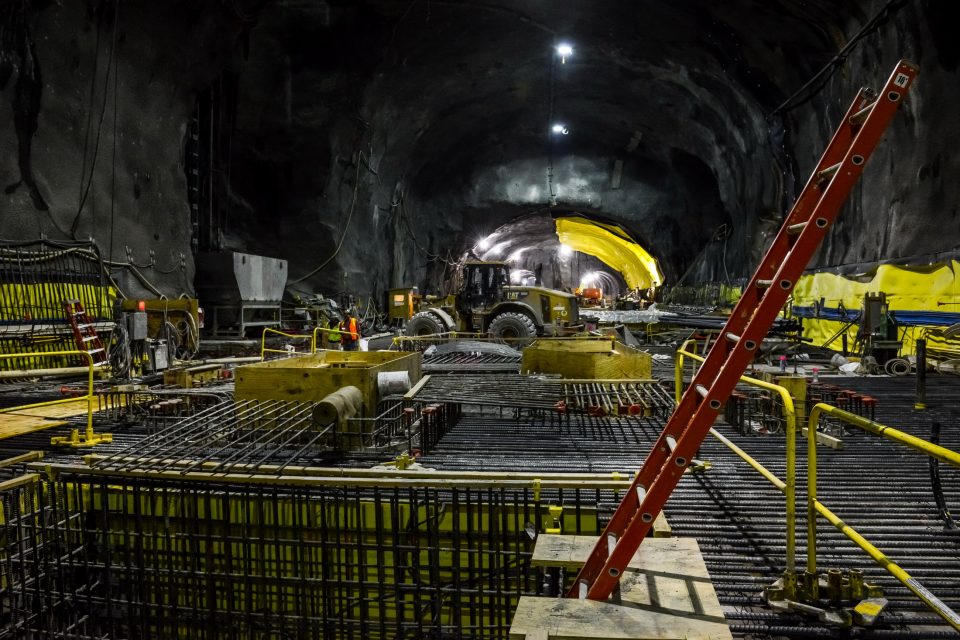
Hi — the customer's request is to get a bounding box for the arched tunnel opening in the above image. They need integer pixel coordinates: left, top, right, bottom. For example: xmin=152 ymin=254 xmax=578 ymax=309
xmin=456 ymin=211 xmax=662 ymax=304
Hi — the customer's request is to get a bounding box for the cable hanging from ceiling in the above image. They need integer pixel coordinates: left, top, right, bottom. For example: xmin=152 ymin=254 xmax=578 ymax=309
xmin=768 ymin=0 xmax=910 ymax=117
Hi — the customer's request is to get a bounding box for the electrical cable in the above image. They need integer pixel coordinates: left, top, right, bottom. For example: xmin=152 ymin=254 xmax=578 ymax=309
xmin=70 ymin=0 xmax=119 ymax=239
xmin=108 ymin=0 xmax=120 ymax=268
xmin=288 ymin=151 xmax=365 ymax=285
xmin=768 ymin=0 xmax=909 ymax=117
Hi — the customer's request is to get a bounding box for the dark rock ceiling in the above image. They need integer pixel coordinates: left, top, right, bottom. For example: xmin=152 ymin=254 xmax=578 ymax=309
xmin=1 ymin=0 xmax=958 ymax=299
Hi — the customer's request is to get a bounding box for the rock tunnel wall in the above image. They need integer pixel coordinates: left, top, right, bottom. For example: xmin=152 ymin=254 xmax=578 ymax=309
xmin=0 ymin=1 xmax=248 ymax=298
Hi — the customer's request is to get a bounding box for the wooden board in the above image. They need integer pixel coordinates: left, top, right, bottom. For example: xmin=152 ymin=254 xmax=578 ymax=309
xmin=512 ymin=536 xmax=731 ymax=640
xmin=0 ymin=395 xmax=121 ymax=440
xmin=522 ymin=340 xmax=651 ymax=380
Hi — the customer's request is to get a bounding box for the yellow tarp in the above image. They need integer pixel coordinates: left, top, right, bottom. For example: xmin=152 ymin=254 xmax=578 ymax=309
xmin=791 ymin=260 xmax=960 ymax=357
xmin=555 ymin=217 xmax=663 ymax=289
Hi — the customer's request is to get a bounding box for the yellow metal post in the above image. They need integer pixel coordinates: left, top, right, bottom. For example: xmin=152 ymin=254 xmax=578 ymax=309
xmin=807 ymin=404 xmax=820 ymax=576
xmin=677 ymin=344 xmax=797 ymax=574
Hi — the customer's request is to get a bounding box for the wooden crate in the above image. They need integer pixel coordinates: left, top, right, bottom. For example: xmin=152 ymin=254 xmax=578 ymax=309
xmin=235 ymin=351 xmax=421 ymax=416
xmin=522 ymin=339 xmax=651 ymax=379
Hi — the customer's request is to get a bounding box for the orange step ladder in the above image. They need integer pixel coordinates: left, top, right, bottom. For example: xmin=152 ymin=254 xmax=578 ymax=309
xmin=569 ymin=60 xmax=919 ymax=601
xmin=63 ymin=299 xmax=109 ymax=367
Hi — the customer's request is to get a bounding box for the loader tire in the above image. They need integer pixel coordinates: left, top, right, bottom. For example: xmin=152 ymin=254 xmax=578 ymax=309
xmin=487 ymin=312 xmax=537 ymax=347
xmin=404 ymin=312 xmax=445 ymax=337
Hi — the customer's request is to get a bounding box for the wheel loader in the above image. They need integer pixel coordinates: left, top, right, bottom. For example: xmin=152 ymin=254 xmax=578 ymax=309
xmin=404 ymin=261 xmax=580 ymax=344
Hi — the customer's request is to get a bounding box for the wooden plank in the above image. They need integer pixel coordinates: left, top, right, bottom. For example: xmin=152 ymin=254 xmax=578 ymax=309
xmin=0 ymin=414 xmax=69 ymax=440
xmin=516 ymin=536 xmax=731 ymax=639
xmin=1 ymin=398 xmax=92 ymax=419
xmin=0 ymin=451 xmax=44 ymax=469
xmin=510 ymin=596 xmax=732 ymax=640
xmin=800 ymin=427 xmax=845 ymax=449
xmin=652 ymin=511 xmax=672 ymax=538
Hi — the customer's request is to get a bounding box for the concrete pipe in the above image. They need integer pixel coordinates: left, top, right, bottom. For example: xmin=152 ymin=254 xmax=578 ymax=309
xmin=312 ymin=386 xmax=363 ymax=426
xmin=378 ymin=371 xmax=412 ymax=396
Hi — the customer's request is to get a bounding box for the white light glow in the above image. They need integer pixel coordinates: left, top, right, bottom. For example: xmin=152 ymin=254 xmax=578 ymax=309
xmin=580 ymin=271 xmax=598 ymax=287
xmin=559 ymin=244 xmax=573 ymax=258
xmin=556 ymin=42 xmax=573 ymax=63
xmin=551 ymin=124 xmax=569 ymax=135
xmin=477 ymin=236 xmax=492 ymax=251
xmin=482 ymin=240 xmax=510 ymax=258
xmin=508 ymin=248 xmax=526 ymax=262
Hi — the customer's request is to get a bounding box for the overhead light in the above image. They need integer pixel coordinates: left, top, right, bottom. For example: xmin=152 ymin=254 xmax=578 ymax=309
xmin=551 ymin=124 xmax=569 ymax=135
xmin=559 ymin=244 xmax=573 ymax=257
xmin=477 ymin=236 xmax=492 ymax=251
xmin=556 ymin=42 xmax=573 ymax=63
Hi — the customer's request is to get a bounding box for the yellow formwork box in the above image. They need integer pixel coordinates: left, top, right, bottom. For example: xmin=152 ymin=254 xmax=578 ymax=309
xmin=521 ymin=339 xmax=652 ymax=379
xmin=792 ymin=260 xmax=960 ymax=357
xmin=235 ymin=351 xmax=422 ymax=417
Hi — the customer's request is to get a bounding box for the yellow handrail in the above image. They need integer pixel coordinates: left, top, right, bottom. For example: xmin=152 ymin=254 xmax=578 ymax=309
xmin=391 ymin=332 xmax=614 ymax=348
xmin=807 ymin=402 xmax=960 ymax=630
xmin=260 ymin=328 xmax=315 ymax=361
xmin=0 ymin=350 xmax=104 ymax=445
xmin=675 ymin=339 xmax=798 ymax=573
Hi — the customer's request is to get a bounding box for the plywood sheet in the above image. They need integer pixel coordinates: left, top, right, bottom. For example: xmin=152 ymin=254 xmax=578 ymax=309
xmin=513 ymin=536 xmax=731 ymax=640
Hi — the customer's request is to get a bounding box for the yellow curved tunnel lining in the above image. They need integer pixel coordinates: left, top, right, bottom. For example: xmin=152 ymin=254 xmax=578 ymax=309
xmin=555 ymin=217 xmax=663 ymax=289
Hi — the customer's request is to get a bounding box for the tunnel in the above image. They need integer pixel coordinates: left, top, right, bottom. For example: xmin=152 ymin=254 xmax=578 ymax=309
xmin=1 ymin=2 xmax=960 ymax=639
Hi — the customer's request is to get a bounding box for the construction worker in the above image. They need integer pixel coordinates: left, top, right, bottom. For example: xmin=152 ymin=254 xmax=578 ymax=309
xmin=340 ymin=312 xmax=360 ymax=351
xmin=326 ymin=318 xmax=342 ymax=350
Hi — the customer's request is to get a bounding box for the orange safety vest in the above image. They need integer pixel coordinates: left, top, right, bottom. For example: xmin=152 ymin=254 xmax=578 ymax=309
xmin=340 ymin=317 xmax=359 ymax=341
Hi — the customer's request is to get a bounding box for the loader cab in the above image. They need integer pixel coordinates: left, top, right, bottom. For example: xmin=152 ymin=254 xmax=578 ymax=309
xmin=460 ymin=262 xmax=509 ymax=312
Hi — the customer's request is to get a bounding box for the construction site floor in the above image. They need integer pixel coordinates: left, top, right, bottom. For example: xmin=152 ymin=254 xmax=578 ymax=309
xmin=421 ymin=374 xmax=960 ymax=639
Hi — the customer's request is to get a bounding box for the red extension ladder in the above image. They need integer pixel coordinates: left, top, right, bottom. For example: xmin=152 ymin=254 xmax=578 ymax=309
xmin=569 ymin=60 xmax=919 ymax=601
xmin=63 ymin=299 xmax=109 ymax=367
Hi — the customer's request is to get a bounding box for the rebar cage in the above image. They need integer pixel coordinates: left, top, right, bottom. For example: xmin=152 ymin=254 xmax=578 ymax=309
xmin=0 ymin=471 xmax=610 ymax=639
xmin=0 ymin=239 xmax=114 ymax=371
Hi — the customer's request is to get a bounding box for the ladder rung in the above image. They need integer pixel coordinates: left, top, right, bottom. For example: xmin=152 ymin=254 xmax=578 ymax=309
xmin=787 ymin=222 xmax=807 ymax=235
xmin=81 ymin=336 xmax=99 ymax=342
xmin=695 ymin=385 xmax=709 ymax=398
xmin=756 ymin=279 xmax=773 ymax=288
xmin=86 ymin=348 xmax=105 ymax=355
xmin=76 ymin=324 xmax=94 ymax=330
xmin=848 ymin=100 xmax=877 ymax=126
xmin=725 ymin=332 xmax=740 ymax=343
xmin=578 ymin=579 xmax=588 ymax=599
xmin=817 ymin=162 xmax=841 ymax=182
xmin=636 ymin=485 xmax=646 ymax=503
xmin=666 ymin=435 xmax=678 ymax=451
xmin=607 ymin=533 xmax=618 ymax=557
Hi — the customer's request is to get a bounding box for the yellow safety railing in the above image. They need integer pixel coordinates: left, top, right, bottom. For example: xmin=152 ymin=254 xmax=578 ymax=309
xmin=807 ymin=404 xmax=960 ymax=631
xmin=0 ymin=351 xmax=111 ymax=447
xmin=391 ymin=332 xmax=614 ymax=349
xmin=260 ymin=328 xmax=315 ymax=361
xmin=675 ymin=339 xmax=799 ymax=573
xmin=311 ymin=325 xmax=346 ymax=351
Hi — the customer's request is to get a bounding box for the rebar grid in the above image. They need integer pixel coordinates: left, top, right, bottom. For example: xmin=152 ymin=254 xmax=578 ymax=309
xmin=93 ymin=398 xmax=333 ymax=474
xmin=0 ymin=472 xmax=611 ymax=639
